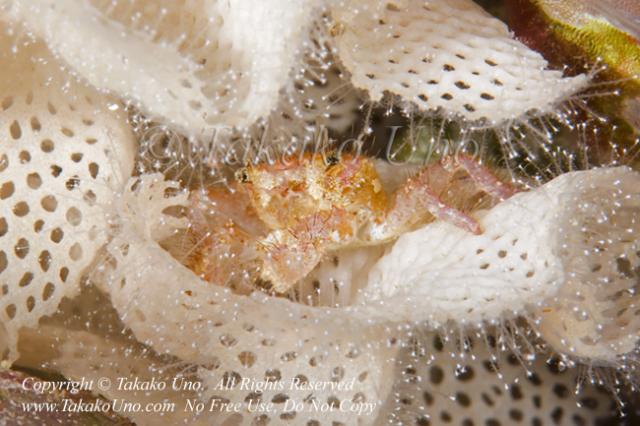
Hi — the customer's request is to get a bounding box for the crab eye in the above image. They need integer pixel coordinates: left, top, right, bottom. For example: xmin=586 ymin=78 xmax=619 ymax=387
xmin=326 ymin=153 xmax=340 ymax=167
xmin=235 ymin=168 xmax=250 ymax=183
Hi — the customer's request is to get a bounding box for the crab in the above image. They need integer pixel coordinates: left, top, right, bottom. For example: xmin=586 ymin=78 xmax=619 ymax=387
xmin=187 ymin=152 xmax=517 ymax=293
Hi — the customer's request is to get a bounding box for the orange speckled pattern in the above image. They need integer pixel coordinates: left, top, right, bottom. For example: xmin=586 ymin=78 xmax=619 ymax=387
xmin=241 ymin=153 xmax=388 ymax=231
xmin=188 ymin=153 xmax=514 ymax=293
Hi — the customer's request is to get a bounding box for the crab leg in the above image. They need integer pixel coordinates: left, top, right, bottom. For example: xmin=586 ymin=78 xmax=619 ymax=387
xmin=367 ymin=166 xmax=482 ymax=241
xmin=388 ymin=174 xmax=482 ymax=236
xmin=369 ymin=154 xmax=518 ymax=238
xmin=417 ymin=190 xmax=482 ymax=234
xmin=442 ymin=153 xmax=518 ymax=200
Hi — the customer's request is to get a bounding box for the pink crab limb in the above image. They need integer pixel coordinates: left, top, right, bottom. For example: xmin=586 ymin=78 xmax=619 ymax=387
xmin=384 ymin=175 xmax=482 ymax=237
xmin=442 ymin=153 xmax=518 ymax=200
xmin=244 ymin=155 xmax=516 ymax=292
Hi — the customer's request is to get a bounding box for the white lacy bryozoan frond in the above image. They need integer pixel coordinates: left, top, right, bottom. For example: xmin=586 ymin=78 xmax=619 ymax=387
xmin=0 ymin=1 xmax=635 ymax=425
xmin=0 ymin=25 xmax=135 ymax=360
xmin=3 ymin=0 xmax=588 ymax=140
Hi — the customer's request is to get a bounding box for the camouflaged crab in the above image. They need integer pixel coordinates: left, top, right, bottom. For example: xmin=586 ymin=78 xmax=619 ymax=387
xmin=188 ymin=153 xmax=517 ymax=293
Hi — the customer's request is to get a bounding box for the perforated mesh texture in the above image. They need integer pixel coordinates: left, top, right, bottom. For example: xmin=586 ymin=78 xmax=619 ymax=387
xmin=0 ymin=28 xmax=135 ymax=360
xmin=102 ymin=167 xmax=639 ymax=424
xmin=105 ymin=174 xmax=396 ymax=425
xmin=41 ymin=327 xmax=208 ymax=426
xmin=20 ymin=320 xmax=617 ymax=425
xmin=382 ymin=331 xmax=614 ymax=426
xmin=0 ymin=1 xmax=631 ymax=424
xmin=5 ymin=0 xmax=584 ymax=138
xmin=361 ymin=168 xmax=640 ymax=341
xmin=332 ymin=0 xmax=588 ymax=123
xmin=538 ymin=167 xmax=640 ymax=363
xmin=15 ymin=284 xmax=207 ymax=425
xmin=4 ymin=0 xmax=320 ymax=140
